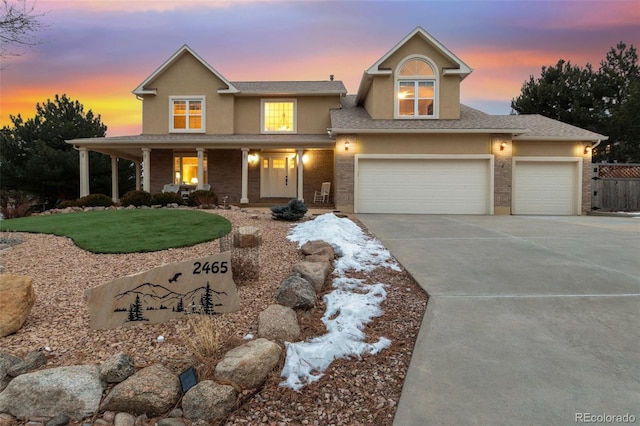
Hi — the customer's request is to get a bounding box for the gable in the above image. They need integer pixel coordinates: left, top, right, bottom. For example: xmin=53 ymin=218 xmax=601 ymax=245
xmin=356 ymin=27 xmax=472 ymax=120
xmin=132 ymin=45 xmax=238 ymax=95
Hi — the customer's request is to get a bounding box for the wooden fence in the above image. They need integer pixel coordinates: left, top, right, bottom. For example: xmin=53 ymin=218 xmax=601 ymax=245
xmin=592 ymin=164 xmax=640 ymax=211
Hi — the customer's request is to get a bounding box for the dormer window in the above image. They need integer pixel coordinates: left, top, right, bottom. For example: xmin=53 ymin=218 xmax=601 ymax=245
xmin=396 ymin=58 xmax=437 ymax=118
xmin=170 ymin=96 xmax=205 ymax=132
xmin=262 ymin=99 xmax=296 ymax=133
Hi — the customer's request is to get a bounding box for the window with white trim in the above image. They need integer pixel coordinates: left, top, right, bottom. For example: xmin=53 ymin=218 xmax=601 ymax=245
xmin=170 ymin=97 xmax=205 ymax=132
xmin=396 ymin=58 xmax=437 ymax=118
xmin=261 ymin=99 xmax=296 ymax=133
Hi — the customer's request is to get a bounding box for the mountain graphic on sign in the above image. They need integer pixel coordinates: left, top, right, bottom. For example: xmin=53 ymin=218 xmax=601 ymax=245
xmin=114 ymin=282 xmax=227 ymax=313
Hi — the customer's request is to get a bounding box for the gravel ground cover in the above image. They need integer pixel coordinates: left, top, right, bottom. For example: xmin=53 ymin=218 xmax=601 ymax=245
xmin=0 ymin=209 xmax=428 ymax=425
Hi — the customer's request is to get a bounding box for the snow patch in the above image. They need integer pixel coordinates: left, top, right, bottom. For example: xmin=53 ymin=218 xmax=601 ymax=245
xmin=280 ymin=213 xmax=398 ymax=391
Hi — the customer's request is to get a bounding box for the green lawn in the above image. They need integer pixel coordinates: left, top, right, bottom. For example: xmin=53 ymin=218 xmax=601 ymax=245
xmin=0 ymin=209 xmax=231 ymax=254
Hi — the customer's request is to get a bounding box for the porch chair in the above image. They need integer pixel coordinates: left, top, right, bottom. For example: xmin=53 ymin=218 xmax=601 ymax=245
xmin=162 ymin=184 xmax=179 ymax=193
xmin=313 ymin=182 xmax=331 ymax=204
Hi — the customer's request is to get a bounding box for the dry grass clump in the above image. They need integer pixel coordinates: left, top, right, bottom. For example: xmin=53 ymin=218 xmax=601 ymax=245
xmin=181 ymin=312 xmax=221 ymax=361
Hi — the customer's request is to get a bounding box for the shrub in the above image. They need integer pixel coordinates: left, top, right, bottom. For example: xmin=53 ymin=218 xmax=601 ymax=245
xmin=56 ymin=199 xmax=78 ymax=209
xmin=151 ymin=192 xmax=183 ymax=206
xmin=120 ymin=190 xmax=152 ymax=207
xmin=188 ymin=190 xmax=218 ymax=208
xmin=78 ymin=193 xmax=113 ymax=207
xmin=271 ymin=199 xmax=308 ymax=221
xmin=0 ymin=190 xmax=37 ymax=219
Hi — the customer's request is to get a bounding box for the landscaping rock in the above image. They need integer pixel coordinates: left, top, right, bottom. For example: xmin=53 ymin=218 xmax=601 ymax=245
xmin=214 ymin=338 xmax=282 ymax=390
xmin=0 ymin=413 xmax=17 ymax=426
xmin=300 ymin=240 xmax=334 ymax=261
xmin=291 ymin=261 xmax=331 ymax=292
xmin=275 ymin=273 xmax=316 ymax=310
xmin=113 ymin=412 xmax=135 ymax=426
xmin=258 ymin=304 xmax=301 ymax=342
xmin=157 ymin=418 xmax=185 ymax=426
xmin=45 ymin=413 xmax=69 ymax=426
xmin=233 ymin=226 xmax=261 ymax=248
xmin=182 ymin=380 xmax=237 ymax=422
xmin=0 ymin=365 xmax=104 ymax=420
xmin=99 ymin=352 xmax=135 ymax=383
xmin=0 ymin=275 xmax=36 ymax=338
xmin=0 ymin=352 xmax=22 ymax=392
xmin=7 ymin=350 xmax=47 ymax=377
xmin=99 ymin=364 xmax=180 ymax=417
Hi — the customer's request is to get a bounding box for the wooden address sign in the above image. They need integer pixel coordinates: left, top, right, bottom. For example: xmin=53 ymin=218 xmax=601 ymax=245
xmin=85 ymin=251 xmax=240 ymax=330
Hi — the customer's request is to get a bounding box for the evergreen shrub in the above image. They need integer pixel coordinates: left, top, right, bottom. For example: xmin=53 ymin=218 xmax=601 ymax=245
xmin=271 ymin=199 xmax=308 ymax=221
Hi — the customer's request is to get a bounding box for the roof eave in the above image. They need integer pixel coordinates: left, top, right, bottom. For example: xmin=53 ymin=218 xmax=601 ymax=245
xmin=514 ymin=134 xmax=609 ymax=142
xmin=331 ymin=128 xmax=529 ymax=135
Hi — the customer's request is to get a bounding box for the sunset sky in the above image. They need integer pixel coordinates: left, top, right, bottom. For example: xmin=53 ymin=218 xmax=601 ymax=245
xmin=1 ymin=0 xmax=638 ymax=137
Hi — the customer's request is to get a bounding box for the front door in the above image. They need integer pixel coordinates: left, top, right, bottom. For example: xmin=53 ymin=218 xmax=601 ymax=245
xmin=261 ymin=153 xmax=297 ymax=198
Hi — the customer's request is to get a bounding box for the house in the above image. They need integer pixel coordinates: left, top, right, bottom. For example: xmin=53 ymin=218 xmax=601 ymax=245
xmin=67 ymin=27 xmax=606 ymax=215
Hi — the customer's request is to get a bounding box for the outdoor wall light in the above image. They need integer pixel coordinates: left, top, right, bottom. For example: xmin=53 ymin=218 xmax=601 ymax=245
xmin=345 ymin=141 xmax=350 ymax=151
xmin=500 ymin=142 xmax=507 ymax=150
xmin=247 ymin=153 xmax=259 ymax=164
xmin=584 ymin=146 xmax=592 ymax=155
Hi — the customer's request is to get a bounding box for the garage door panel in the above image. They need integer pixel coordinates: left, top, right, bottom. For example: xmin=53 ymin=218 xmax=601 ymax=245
xmin=357 ymin=158 xmax=490 ymax=214
xmin=513 ymin=161 xmax=578 ymax=215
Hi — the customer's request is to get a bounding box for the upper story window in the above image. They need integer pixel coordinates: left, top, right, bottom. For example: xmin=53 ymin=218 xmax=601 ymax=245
xmin=170 ymin=96 xmax=205 ymax=132
xmin=262 ymin=99 xmax=296 ymax=133
xmin=396 ymin=58 xmax=437 ymax=118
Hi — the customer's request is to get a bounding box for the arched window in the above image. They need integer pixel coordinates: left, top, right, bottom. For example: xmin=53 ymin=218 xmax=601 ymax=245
xmin=396 ymin=58 xmax=437 ymax=118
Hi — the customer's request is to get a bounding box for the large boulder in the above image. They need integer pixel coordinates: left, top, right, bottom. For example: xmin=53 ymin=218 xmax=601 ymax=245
xmin=182 ymin=380 xmax=237 ymax=422
xmin=300 ymin=240 xmax=335 ymax=262
xmin=291 ymin=261 xmax=331 ymax=292
xmin=214 ymin=338 xmax=282 ymax=390
xmin=100 ymin=363 xmax=181 ymax=417
xmin=258 ymin=304 xmax=301 ymax=343
xmin=99 ymin=352 xmax=135 ymax=383
xmin=275 ymin=273 xmax=316 ymax=310
xmin=0 ymin=275 xmax=36 ymax=338
xmin=0 ymin=365 xmax=105 ymax=420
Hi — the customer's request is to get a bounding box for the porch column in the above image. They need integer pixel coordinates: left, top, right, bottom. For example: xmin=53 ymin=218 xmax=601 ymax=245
xmin=110 ymin=155 xmax=119 ymax=202
xmin=142 ymin=148 xmax=151 ymax=192
xmin=79 ymin=147 xmax=90 ymax=197
xmin=135 ymin=161 xmax=141 ymax=190
xmin=297 ymin=148 xmax=304 ymax=201
xmin=241 ymin=148 xmax=249 ymax=204
xmin=196 ymin=147 xmax=205 ymax=190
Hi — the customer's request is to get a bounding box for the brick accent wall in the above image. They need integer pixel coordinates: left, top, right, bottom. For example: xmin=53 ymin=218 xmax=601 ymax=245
xmin=581 ymin=155 xmax=592 ymax=214
xmin=149 ymin=149 xmax=173 ymax=193
xmin=334 ymin=135 xmax=356 ymax=213
xmin=492 ymin=135 xmax=513 ymax=215
xmin=302 ymin=150 xmax=334 ymax=203
xmin=209 ymin=149 xmax=243 ymax=202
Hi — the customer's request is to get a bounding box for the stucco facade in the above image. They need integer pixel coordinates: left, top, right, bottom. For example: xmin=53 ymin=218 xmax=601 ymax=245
xmin=68 ymin=27 xmax=605 ymax=215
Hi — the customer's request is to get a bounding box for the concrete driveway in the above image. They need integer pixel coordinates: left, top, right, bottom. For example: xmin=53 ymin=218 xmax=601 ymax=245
xmin=356 ymin=215 xmax=640 ymax=426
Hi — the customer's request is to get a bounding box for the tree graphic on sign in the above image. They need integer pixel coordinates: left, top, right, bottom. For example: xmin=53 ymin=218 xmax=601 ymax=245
xmin=127 ymin=295 xmax=148 ymax=322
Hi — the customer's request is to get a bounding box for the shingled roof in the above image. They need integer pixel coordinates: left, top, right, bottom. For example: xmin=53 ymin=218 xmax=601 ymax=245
xmin=232 ymin=81 xmax=347 ymax=95
xmin=330 ymin=96 xmax=606 ymax=141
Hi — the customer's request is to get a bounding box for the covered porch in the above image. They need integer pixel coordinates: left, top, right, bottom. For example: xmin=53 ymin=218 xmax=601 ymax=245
xmin=66 ymin=134 xmax=335 ymax=205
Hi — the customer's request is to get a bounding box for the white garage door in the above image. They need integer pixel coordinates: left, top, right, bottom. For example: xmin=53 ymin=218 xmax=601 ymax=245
xmin=513 ymin=160 xmax=579 ymax=215
xmin=357 ymin=157 xmax=491 ymax=214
